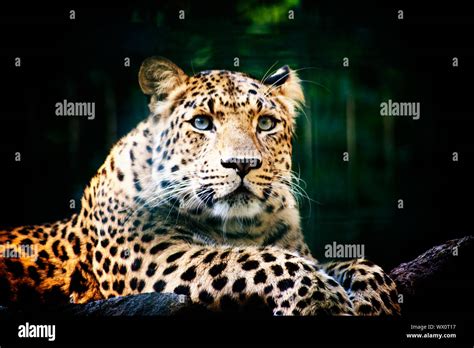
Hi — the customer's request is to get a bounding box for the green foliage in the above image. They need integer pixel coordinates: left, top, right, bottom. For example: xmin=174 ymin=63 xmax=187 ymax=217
xmin=237 ymin=0 xmax=300 ymax=33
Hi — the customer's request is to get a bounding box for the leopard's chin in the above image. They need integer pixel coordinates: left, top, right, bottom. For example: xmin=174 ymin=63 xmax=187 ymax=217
xmin=210 ymin=198 xmax=265 ymax=219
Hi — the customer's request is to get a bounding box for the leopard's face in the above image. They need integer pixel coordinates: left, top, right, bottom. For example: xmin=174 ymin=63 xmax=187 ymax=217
xmin=139 ymin=57 xmax=304 ymax=219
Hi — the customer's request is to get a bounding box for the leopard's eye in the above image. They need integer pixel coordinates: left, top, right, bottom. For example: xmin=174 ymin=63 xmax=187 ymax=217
xmin=257 ymin=115 xmax=277 ymax=132
xmin=190 ymin=115 xmax=213 ymax=131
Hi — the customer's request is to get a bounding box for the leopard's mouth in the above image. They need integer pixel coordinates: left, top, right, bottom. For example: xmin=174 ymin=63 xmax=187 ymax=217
xmin=232 ymin=184 xmax=252 ymax=196
xmin=200 ymin=182 xmax=269 ymax=218
xmin=195 ymin=181 xmax=266 ymax=211
xmin=218 ymin=182 xmax=265 ymax=206
xmin=217 ymin=182 xmax=263 ymax=203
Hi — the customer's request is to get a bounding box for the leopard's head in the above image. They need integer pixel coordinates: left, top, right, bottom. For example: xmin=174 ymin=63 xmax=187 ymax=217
xmin=139 ymin=57 xmax=304 ymax=220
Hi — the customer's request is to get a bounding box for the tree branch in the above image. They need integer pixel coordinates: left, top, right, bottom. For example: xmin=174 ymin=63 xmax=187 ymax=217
xmin=2 ymin=236 xmax=472 ymax=316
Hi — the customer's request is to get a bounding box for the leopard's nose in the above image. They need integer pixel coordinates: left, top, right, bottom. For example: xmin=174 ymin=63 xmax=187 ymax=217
xmin=221 ymin=158 xmax=262 ymax=178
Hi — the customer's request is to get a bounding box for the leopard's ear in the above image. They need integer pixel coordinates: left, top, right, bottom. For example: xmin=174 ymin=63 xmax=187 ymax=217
xmin=263 ymin=65 xmax=305 ymax=107
xmin=139 ymin=57 xmax=188 ymax=97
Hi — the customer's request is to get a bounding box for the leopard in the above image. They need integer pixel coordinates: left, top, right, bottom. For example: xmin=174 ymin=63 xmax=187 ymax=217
xmin=0 ymin=57 xmax=401 ymax=316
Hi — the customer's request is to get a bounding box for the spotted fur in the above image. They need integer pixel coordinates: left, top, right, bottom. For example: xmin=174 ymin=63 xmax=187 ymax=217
xmin=0 ymin=57 xmax=400 ymax=315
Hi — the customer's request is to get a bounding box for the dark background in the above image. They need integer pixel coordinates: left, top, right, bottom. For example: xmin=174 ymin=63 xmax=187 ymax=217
xmin=0 ymin=1 xmax=472 ymax=272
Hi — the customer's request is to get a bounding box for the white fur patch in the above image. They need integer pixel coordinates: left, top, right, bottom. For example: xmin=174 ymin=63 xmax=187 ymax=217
xmin=211 ymin=200 xmax=263 ymax=219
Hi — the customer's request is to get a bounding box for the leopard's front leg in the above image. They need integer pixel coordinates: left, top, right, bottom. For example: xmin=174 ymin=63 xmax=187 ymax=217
xmin=323 ymin=259 xmax=401 ymax=315
xmin=101 ymin=241 xmax=355 ymax=316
